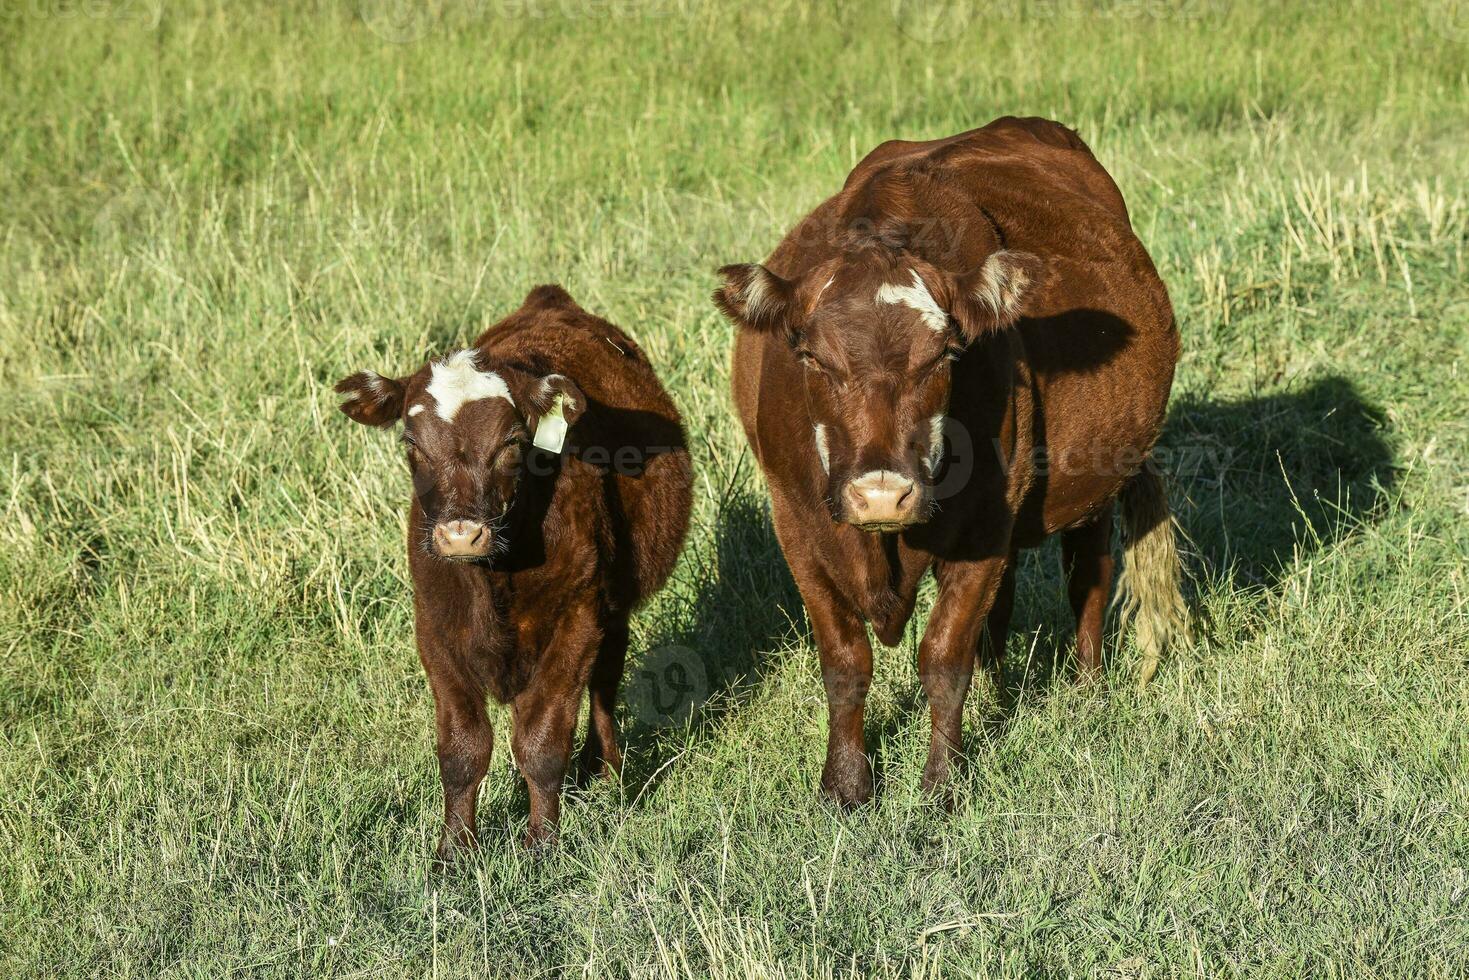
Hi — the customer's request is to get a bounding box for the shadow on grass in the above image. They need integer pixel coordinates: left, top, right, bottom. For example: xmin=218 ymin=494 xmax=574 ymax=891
xmin=550 ymin=375 xmax=1394 ymax=814
xmin=614 ymin=456 xmax=805 ymax=797
xmin=993 ymin=373 xmax=1395 ymax=700
xmin=1165 ymin=374 xmax=1394 ymax=587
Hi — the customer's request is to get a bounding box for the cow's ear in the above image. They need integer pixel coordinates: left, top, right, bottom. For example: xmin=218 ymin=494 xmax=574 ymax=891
xmin=526 ymin=373 xmax=585 ymax=454
xmin=334 ymin=371 xmax=406 ymax=427
xmin=713 ymin=263 xmax=796 ymax=333
xmin=951 ymin=250 xmax=1044 ymax=342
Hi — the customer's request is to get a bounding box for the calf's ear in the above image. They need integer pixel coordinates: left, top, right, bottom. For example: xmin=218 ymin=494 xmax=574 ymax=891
xmin=713 ymin=263 xmax=795 ymax=333
xmin=951 ymin=250 xmax=1044 ymax=342
xmin=527 ymin=374 xmax=585 ymax=454
xmin=334 ymin=371 xmax=406 ymax=427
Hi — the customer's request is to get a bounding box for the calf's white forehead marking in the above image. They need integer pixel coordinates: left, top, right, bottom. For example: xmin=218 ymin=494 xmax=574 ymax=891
xmin=925 ymin=414 xmax=946 ymax=475
xmin=407 ymin=404 xmax=426 ymax=417
xmin=875 ymin=270 xmax=947 ymax=333
xmin=425 ymin=349 xmax=514 ymax=422
xmin=813 ymin=423 xmax=830 ymax=474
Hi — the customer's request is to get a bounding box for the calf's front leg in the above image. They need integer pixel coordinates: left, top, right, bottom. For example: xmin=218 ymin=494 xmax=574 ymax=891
xmin=423 ymin=664 xmax=494 ymax=863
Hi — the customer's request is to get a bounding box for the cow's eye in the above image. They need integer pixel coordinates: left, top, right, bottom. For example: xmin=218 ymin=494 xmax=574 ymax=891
xmin=796 ymin=349 xmax=835 ymax=374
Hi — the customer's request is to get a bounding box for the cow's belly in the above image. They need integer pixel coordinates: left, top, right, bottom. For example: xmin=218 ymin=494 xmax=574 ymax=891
xmin=1018 ymin=320 xmax=1177 ymax=540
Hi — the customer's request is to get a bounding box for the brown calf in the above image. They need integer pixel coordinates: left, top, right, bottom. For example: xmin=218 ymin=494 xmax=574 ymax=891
xmin=336 ymin=285 xmax=692 ymax=854
xmin=716 ymin=117 xmax=1191 ymax=805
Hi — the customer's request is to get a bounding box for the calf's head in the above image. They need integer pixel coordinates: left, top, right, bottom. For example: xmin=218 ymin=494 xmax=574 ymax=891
xmin=335 ymin=349 xmax=584 ymax=562
xmin=716 ymin=249 xmax=1040 ymax=532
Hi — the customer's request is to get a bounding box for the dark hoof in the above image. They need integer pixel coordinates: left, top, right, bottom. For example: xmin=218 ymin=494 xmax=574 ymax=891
xmin=919 ymin=760 xmax=961 ymax=811
xmin=820 ymin=762 xmax=874 ymax=810
xmin=919 ymin=778 xmax=958 ymax=812
xmin=433 ymin=831 xmax=478 ymax=870
xmin=521 ymin=825 xmax=559 ymax=851
xmin=573 ymin=748 xmax=622 ymax=789
xmin=1074 ymin=664 xmax=1104 ymax=686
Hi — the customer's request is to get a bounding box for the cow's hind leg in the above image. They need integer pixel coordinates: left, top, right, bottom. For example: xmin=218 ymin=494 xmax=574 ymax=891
xmin=1061 ymin=504 xmax=1115 ymax=683
xmin=577 ymin=613 xmax=628 ymax=783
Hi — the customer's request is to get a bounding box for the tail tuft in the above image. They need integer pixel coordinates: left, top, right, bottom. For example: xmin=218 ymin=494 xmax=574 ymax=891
xmin=1114 ymin=465 xmax=1193 ymax=688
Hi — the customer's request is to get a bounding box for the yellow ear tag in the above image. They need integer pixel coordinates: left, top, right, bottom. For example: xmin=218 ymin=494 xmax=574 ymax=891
xmin=532 ymin=393 xmax=569 ymax=453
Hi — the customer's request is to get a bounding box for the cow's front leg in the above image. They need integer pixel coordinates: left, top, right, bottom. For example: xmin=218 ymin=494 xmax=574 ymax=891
xmin=511 ymin=601 xmax=600 ymax=847
xmin=809 ymin=587 xmax=875 ymax=807
xmin=919 ymin=558 xmax=1009 ymax=797
xmin=771 ymin=493 xmax=875 ymax=806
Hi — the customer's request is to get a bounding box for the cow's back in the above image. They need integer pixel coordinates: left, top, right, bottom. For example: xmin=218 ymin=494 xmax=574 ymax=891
xmin=478 ymin=287 xmax=693 ymax=606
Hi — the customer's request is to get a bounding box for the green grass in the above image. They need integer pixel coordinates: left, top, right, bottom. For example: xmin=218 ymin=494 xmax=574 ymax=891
xmin=2 ymin=0 xmax=1467 ymax=975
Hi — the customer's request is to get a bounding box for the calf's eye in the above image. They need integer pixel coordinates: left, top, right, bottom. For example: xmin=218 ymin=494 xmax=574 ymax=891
xmin=496 ymin=441 xmax=523 ymax=467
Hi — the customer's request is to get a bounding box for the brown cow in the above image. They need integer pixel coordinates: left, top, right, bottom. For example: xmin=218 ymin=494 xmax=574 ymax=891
xmin=715 ymin=117 xmax=1191 ymax=806
xmin=335 ymin=285 xmax=692 ymax=854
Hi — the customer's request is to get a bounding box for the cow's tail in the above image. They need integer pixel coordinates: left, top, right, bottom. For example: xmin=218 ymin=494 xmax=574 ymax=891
xmin=1114 ymin=465 xmax=1193 ymax=688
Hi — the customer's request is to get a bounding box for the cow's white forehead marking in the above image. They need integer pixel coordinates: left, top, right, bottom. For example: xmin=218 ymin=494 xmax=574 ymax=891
xmin=925 ymin=414 xmax=946 ymax=475
xmin=813 ymin=423 xmax=830 ymax=474
xmin=407 ymin=404 xmax=426 ymax=417
xmin=875 ymin=271 xmax=947 ymax=333
xmin=425 ymin=349 xmax=514 ymax=422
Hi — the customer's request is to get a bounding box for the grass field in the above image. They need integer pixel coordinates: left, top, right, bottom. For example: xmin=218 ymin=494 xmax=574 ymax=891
xmin=2 ymin=0 xmax=1468 ymax=975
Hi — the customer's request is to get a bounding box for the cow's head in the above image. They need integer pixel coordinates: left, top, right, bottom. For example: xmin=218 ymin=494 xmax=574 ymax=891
xmin=715 ymin=248 xmax=1040 ymax=531
xmin=334 ymin=349 xmax=584 ymax=562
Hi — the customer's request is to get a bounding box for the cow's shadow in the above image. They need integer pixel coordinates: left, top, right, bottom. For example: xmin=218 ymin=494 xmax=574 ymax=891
xmin=554 ymin=375 xmax=1394 ymax=816
xmin=994 ymin=373 xmax=1395 ymax=696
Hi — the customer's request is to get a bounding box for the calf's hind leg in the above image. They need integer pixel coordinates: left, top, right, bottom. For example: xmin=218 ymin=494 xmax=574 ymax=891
xmin=512 ymin=600 xmax=601 ymax=847
xmin=577 ymin=614 xmax=628 ymax=782
xmin=1061 ymin=505 xmax=1115 ymax=683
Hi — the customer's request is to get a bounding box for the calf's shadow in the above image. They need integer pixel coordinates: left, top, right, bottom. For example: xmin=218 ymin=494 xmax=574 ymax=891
xmin=612 ymin=454 xmax=805 ymax=796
